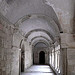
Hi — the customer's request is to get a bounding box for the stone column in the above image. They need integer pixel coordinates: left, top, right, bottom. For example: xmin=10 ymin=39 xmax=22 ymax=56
xmin=61 ymin=48 xmax=67 ymax=75
xmin=60 ymin=32 xmax=75 ymax=75
xmin=67 ymin=48 xmax=75 ymax=75
xmin=54 ymin=45 xmax=55 ymax=68
xmin=11 ymin=46 xmax=20 ymax=75
xmin=51 ymin=49 xmax=52 ymax=65
xmin=60 ymin=33 xmax=68 ymax=75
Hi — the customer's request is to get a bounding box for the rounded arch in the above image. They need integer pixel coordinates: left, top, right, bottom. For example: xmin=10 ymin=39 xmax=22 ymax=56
xmin=15 ymin=13 xmax=62 ymax=33
xmin=31 ymin=36 xmax=51 ymax=43
xmin=34 ymin=42 xmax=47 ymax=48
xmin=32 ymin=39 xmax=50 ymax=47
xmin=25 ymin=29 xmax=55 ymax=41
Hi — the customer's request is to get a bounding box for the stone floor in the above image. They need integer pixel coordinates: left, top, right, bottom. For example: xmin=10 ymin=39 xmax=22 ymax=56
xmin=21 ymin=65 xmax=55 ymax=75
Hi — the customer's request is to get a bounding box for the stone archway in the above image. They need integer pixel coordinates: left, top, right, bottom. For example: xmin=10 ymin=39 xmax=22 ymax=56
xmin=25 ymin=29 xmax=55 ymax=41
xmin=39 ymin=51 xmax=45 ymax=64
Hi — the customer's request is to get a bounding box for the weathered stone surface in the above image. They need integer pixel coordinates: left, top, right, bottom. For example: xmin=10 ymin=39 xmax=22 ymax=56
xmin=0 ymin=0 xmax=75 ymax=75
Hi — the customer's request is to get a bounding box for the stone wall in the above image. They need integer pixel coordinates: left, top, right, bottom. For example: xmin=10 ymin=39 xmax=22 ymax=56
xmin=0 ymin=14 xmax=33 ymax=75
xmin=0 ymin=14 xmax=14 ymax=75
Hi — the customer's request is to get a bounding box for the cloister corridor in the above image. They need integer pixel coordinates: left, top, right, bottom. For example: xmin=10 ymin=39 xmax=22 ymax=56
xmin=0 ymin=0 xmax=75 ymax=75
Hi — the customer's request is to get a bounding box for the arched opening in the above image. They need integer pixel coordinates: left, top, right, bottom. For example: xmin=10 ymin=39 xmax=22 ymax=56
xmin=39 ymin=51 xmax=45 ymax=64
xmin=21 ymin=46 xmax=25 ymax=72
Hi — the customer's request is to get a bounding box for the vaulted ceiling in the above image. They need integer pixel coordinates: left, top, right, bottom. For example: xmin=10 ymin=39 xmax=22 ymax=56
xmin=0 ymin=0 xmax=64 ymax=47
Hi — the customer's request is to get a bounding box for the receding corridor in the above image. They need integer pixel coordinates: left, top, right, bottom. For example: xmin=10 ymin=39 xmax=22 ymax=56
xmin=21 ymin=65 xmax=55 ymax=75
xmin=0 ymin=0 xmax=75 ymax=75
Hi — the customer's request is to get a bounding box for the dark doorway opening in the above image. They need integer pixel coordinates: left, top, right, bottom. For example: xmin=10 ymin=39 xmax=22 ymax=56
xmin=39 ymin=51 xmax=45 ymax=64
xmin=33 ymin=53 xmax=34 ymax=64
xmin=21 ymin=50 xmax=24 ymax=72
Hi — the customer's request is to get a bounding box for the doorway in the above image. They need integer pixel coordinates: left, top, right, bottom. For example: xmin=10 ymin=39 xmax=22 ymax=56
xmin=39 ymin=51 xmax=45 ymax=64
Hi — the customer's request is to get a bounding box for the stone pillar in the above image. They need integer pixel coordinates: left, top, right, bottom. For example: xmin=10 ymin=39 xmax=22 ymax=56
xmin=67 ymin=48 xmax=75 ymax=75
xmin=60 ymin=33 xmax=75 ymax=75
xmin=19 ymin=49 xmax=21 ymax=75
xmin=60 ymin=33 xmax=68 ymax=75
xmin=11 ymin=46 xmax=20 ymax=75
xmin=60 ymin=47 xmax=75 ymax=75
xmin=61 ymin=48 xmax=67 ymax=75
xmin=54 ymin=45 xmax=56 ymax=68
xmin=51 ymin=49 xmax=52 ymax=65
